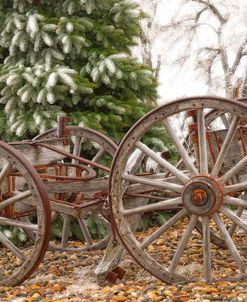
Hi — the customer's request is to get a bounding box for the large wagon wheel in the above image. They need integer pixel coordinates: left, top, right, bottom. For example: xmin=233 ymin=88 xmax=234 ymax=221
xmin=110 ymin=96 xmax=247 ymax=283
xmin=34 ymin=126 xmax=117 ymax=252
xmin=0 ymin=141 xmax=51 ymax=286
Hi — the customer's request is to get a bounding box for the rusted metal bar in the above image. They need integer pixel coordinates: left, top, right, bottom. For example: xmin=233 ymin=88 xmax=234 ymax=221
xmin=12 ymin=162 xmax=96 ymax=182
xmin=57 ymin=116 xmax=71 ymax=145
xmin=28 ymin=141 xmax=110 ymax=172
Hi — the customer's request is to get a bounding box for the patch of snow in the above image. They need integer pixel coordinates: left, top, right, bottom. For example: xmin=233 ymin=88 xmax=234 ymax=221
xmin=54 ymin=266 xmax=100 ymax=298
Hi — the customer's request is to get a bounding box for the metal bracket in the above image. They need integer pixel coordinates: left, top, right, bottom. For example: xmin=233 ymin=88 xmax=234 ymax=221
xmin=105 ymin=266 xmax=126 ymax=283
xmin=57 ymin=116 xmax=71 ymax=144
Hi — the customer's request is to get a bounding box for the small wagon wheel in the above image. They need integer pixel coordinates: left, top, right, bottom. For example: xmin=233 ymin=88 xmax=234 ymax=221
xmin=0 ymin=141 xmax=51 ymax=286
xmin=34 ymin=126 xmax=117 ymax=252
xmin=110 ymin=96 xmax=247 ymax=283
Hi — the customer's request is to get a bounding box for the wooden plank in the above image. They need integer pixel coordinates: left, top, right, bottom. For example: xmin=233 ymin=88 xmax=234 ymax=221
xmin=78 ymin=218 xmax=92 ymax=245
xmin=49 ymin=200 xmax=79 ymax=217
xmin=44 ymin=178 xmax=109 ymax=194
xmin=1 ymin=141 xmax=70 ymax=167
xmin=61 ymin=215 xmax=70 ymax=248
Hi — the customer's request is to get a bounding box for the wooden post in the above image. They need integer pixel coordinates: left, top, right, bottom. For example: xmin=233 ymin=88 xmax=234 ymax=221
xmin=57 ymin=116 xmax=71 ymax=145
xmin=95 ymin=149 xmax=148 ymax=283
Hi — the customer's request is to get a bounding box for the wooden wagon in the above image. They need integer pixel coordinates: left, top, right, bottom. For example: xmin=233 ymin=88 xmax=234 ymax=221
xmin=1 ymin=96 xmax=247 ymax=286
xmin=0 ymin=118 xmax=117 ymax=286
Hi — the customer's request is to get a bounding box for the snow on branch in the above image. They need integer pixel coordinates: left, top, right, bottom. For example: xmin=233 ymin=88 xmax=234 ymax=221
xmin=158 ymin=0 xmax=247 ymax=97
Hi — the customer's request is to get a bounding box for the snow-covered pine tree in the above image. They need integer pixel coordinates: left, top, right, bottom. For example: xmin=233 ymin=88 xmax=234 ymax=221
xmin=0 ymin=0 xmax=157 ymax=142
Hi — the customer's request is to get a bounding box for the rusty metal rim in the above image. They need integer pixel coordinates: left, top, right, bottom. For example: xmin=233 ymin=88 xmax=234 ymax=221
xmin=0 ymin=141 xmax=51 ymax=286
xmin=202 ymin=97 xmax=247 ymax=124
xmin=109 ymin=96 xmax=247 ymax=283
xmin=33 ymin=126 xmax=118 ymax=155
xmin=32 ymin=126 xmax=118 ymax=172
xmin=34 ymin=141 xmax=111 ymax=172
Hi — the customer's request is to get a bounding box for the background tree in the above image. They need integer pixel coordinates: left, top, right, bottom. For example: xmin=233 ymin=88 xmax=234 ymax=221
xmin=0 ymin=0 xmax=157 ymax=142
xmin=134 ymin=0 xmax=162 ymax=105
xmin=159 ymin=0 xmax=247 ymax=98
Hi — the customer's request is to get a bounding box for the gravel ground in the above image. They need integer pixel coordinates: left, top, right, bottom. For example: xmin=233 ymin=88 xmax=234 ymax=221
xmin=1 ymin=224 xmax=247 ymax=302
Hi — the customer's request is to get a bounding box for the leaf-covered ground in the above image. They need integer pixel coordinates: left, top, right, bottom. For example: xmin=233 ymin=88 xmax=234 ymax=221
xmin=1 ymin=225 xmax=247 ymax=302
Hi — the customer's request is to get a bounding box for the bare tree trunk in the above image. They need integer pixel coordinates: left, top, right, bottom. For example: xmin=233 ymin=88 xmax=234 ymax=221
xmin=241 ymin=69 xmax=247 ymax=97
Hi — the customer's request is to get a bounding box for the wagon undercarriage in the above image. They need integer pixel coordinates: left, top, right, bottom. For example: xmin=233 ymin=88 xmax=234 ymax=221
xmin=1 ymin=96 xmax=247 ymax=286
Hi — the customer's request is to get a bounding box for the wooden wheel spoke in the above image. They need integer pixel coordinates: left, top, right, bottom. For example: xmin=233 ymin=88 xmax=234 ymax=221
xmin=70 ymin=135 xmax=83 ymax=176
xmin=197 ymin=109 xmax=208 ymax=175
xmin=0 ymin=190 xmax=32 ymax=211
xmin=0 ymin=217 xmax=38 ymax=230
xmin=136 ymin=141 xmax=189 ymax=184
xmin=219 ymin=155 xmax=247 ymax=184
xmin=221 ymin=206 xmax=247 ymax=233
xmin=123 ymin=197 xmax=182 ymax=216
xmin=211 ymin=116 xmax=239 ymax=178
xmin=205 ymin=110 xmax=230 ymax=127
xmin=96 ymin=214 xmax=111 ymax=228
xmin=0 ymin=231 xmax=26 ymax=260
xmin=0 ymin=162 xmax=11 ymax=184
xmin=223 ymin=195 xmax=247 ymax=209
xmin=202 ymin=216 xmax=211 ymax=281
xmin=228 ymin=207 xmax=244 ymax=236
xmin=78 ymin=218 xmax=92 ymax=245
xmin=213 ymin=213 xmax=247 ymax=273
xmin=72 ymin=136 xmax=82 ymax=165
xmin=0 ymin=141 xmax=51 ymax=286
xmin=108 ymin=97 xmax=247 ymax=283
xmin=163 ymin=118 xmax=198 ymax=176
xmin=92 ymin=148 xmax=105 ymax=162
xmin=126 ymin=149 xmax=145 ymax=173
xmin=169 ymin=214 xmax=198 ymax=273
xmin=122 ymin=173 xmax=183 ymax=193
xmin=18 ymin=216 xmax=36 ymax=241
xmin=140 ymin=208 xmax=187 ymax=249
xmin=224 ymin=181 xmax=247 ymax=194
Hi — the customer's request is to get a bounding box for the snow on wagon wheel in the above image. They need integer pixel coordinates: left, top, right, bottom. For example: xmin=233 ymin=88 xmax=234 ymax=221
xmin=34 ymin=126 xmax=117 ymax=252
xmin=0 ymin=141 xmax=51 ymax=286
xmin=110 ymin=96 xmax=247 ymax=283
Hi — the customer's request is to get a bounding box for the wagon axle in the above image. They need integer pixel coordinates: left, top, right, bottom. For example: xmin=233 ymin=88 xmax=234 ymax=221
xmin=191 ymin=188 xmax=208 ymax=206
xmin=182 ymin=176 xmax=223 ymax=215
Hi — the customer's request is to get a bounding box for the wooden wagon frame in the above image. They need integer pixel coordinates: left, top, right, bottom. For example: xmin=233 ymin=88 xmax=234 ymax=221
xmin=1 ymin=96 xmax=247 ymax=286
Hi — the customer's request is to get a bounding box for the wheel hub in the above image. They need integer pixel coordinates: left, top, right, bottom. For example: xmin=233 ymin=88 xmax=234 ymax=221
xmin=191 ymin=188 xmax=208 ymax=206
xmin=182 ymin=176 xmax=223 ymax=216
